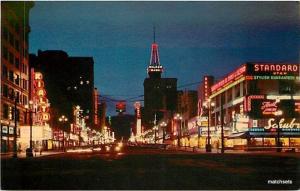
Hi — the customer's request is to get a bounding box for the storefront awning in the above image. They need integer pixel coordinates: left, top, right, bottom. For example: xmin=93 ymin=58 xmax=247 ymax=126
xmin=227 ymin=132 xmax=248 ymax=139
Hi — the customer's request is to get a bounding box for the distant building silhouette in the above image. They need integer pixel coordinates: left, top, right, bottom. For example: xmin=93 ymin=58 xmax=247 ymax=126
xmin=29 ymin=50 xmax=96 ymax=131
xmin=107 ymin=114 xmax=135 ymax=141
xmin=143 ymin=28 xmax=177 ymax=130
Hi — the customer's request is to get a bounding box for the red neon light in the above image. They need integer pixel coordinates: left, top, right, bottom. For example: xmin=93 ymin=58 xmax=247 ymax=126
xmin=295 ymin=102 xmax=300 ymax=112
xmin=254 ymin=64 xmax=299 ymax=73
xmin=261 ymin=101 xmax=278 ymax=115
xmin=211 ymin=65 xmax=246 ymax=92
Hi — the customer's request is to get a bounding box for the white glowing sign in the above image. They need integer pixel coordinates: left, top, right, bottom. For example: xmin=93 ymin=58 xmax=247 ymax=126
xmin=264 ymin=118 xmax=300 ymax=130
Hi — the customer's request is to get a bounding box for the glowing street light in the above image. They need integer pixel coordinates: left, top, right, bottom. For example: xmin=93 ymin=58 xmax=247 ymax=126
xmin=275 ymin=110 xmax=283 ymax=152
xmin=58 ymin=115 xmax=68 ymax=152
xmin=174 ymin=113 xmax=183 ymax=147
xmin=203 ymin=98 xmax=215 ymax=153
xmin=160 ymin=121 xmax=167 ymax=143
xmin=25 ymin=100 xmax=36 ymax=157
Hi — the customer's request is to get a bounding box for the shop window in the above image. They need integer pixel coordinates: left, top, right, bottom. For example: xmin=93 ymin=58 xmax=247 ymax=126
xmin=235 ymin=84 xmax=240 ymax=98
xmin=9 ymin=32 xmax=14 ymax=46
xmin=14 ymin=23 xmax=19 ymax=33
xmin=15 ymin=40 xmax=20 ymax=52
xmin=15 ymin=57 xmax=20 ymax=69
xmin=243 ymin=81 xmax=247 ymax=96
xmin=15 ymin=74 xmax=20 ymax=85
xmin=3 ymin=104 xmax=9 ymax=119
xmin=2 ymin=65 xmax=8 ymax=79
xmin=3 ymin=85 xmax=8 ymax=97
xmin=9 ymin=71 xmax=14 ymax=82
xmin=9 ymin=51 xmax=14 ymax=65
xmin=8 ymin=88 xmax=14 ymax=100
xmin=249 ymin=81 xmax=259 ymax=94
xmin=24 ymin=64 xmax=28 ymax=75
xmin=2 ymin=27 xmax=8 ymax=40
xmin=227 ymin=88 xmax=232 ymax=103
xmin=279 ymin=80 xmax=294 ymax=94
xmin=3 ymin=47 xmax=8 ymax=60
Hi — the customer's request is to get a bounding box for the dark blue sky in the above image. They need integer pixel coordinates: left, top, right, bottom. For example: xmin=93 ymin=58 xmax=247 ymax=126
xmin=29 ymin=1 xmax=300 ymax=115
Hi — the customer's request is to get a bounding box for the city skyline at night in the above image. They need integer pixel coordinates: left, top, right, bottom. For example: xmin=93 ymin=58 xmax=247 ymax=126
xmin=29 ymin=2 xmax=300 ymax=115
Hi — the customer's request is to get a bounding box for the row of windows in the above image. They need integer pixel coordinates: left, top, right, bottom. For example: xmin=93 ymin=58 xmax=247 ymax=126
xmin=2 ymin=84 xmax=28 ymax=106
xmin=2 ymin=47 xmax=28 ymax=74
xmin=2 ymin=103 xmax=20 ymax=121
xmin=2 ymin=65 xmax=29 ymax=90
xmin=2 ymin=26 xmax=21 ymax=52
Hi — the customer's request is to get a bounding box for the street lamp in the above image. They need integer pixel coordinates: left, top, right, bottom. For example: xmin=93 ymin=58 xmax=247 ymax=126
xmin=58 ymin=115 xmax=68 ymax=152
xmin=174 ymin=113 xmax=182 ymax=147
xmin=160 ymin=121 xmax=167 ymax=143
xmin=204 ymin=98 xmax=215 ymax=152
xmin=275 ymin=110 xmax=283 ymax=152
xmin=25 ymin=100 xmax=36 ymax=157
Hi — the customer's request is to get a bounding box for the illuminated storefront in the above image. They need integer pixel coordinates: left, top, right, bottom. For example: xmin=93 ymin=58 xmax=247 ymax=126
xmin=207 ymin=63 xmax=300 ymax=151
xmin=18 ymin=70 xmax=52 ymax=151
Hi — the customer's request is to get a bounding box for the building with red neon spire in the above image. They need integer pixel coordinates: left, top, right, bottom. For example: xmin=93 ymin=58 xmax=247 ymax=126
xmin=143 ymin=27 xmax=177 ymax=142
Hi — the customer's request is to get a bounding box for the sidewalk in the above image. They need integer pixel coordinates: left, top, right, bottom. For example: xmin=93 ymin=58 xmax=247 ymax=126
xmin=1 ymin=150 xmax=64 ymax=159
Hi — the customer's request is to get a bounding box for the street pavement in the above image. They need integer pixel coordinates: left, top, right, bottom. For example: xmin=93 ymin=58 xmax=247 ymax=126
xmin=1 ymin=146 xmax=300 ymax=190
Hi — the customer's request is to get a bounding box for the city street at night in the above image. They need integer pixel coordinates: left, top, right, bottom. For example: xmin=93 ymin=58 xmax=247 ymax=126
xmin=1 ymin=146 xmax=300 ymax=190
xmin=1 ymin=2 xmax=300 ymax=190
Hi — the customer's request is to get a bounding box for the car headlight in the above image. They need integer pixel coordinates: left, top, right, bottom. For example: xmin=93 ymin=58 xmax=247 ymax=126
xmin=115 ymin=146 xmax=121 ymax=152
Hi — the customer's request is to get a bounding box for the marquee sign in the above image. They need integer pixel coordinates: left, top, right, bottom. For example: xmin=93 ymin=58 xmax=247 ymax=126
xmin=247 ymin=63 xmax=300 ymax=77
xmin=33 ymin=71 xmax=51 ymax=124
xmin=253 ymin=64 xmax=299 ymax=75
xmin=211 ymin=65 xmax=246 ymax=93
xmin=211 ymin=63 xmax=299 ymax=93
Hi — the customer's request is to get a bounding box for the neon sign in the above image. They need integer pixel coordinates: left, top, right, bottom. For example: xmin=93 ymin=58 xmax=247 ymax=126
xmin=211 ymin=65 xmax=246 ymax=92
xmin=134 ymin=102 xmax=141 ymax=119
xmin=254 ymin=64 xmax=299 ymax=75
xmin=264 ymin=118 xmax=300 ymax=130
xmin=33 ymin=71 xmax=51 ymax=124
xmin=261 ymin=101 xmax=278 ymax=115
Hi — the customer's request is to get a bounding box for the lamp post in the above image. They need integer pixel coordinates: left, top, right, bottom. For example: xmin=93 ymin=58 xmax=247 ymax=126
xmin=160 ymin=121 xmax=167 ymax=143
xmin=204 ymin=99 xmax=215 ymax=152
xmin=275 ymin=110 xmax=283 ymax=152
xmin=13 ymin=95 xmax=18 ymax=158
xmin=58 ymin=115 xmax=68 ymax=152
xmin=25 ymin=100 xmax=35 ymax=157
xmin=174 ymin=113 xmax=182 ymax=147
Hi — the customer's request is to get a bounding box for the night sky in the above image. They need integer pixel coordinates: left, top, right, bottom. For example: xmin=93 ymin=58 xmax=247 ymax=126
xmin=29 ymin=1 xmax=300 ymax=115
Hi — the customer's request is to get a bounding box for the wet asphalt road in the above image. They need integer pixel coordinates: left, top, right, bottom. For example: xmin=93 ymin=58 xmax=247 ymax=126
xmin=1 ymin=147 xmax=299 ymax=190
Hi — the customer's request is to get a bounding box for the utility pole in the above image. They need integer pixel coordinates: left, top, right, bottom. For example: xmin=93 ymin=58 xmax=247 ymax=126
xmin=13 ymin=96 xmax=18 ymax=158
xmin=154 ymin=113 xmax=157 ymax=144
xmin=221 ymin=93 xmax=225 ymax=154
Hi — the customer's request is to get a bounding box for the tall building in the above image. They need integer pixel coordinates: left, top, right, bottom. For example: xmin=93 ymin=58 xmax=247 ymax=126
xmin=29 ymin=50 xmax=95 ymax=132
xmin=143 ymin=30 xmax=177 ymax=130
xmin=205 ymin=63 xmax=300 ymax=150
xmin=1 ymin=2 xmax=34 ymax=152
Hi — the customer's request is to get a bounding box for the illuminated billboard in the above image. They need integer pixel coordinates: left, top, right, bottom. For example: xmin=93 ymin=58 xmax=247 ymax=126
xmin=116 ymin=101 xmax=126 ymax=113
xmin=246 ymin=96 xmax=299 ymax=118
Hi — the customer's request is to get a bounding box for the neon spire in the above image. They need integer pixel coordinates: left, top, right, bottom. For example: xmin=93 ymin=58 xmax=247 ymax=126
xmin=147 ymin=26 xmax=163 ymax=78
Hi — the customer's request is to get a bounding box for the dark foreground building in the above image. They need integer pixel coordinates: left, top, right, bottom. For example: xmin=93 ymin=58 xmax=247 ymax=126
xmin=29 ymin=50 xmax=95 ymax=131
